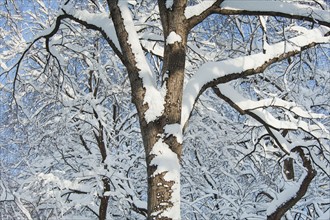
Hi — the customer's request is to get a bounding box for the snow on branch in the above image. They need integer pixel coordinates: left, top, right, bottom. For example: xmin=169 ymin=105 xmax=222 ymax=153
xmin=166 ymin=31 xmax=182 ymax=45
xmin=2 ymin=3 xmax=124 ymax=94
xmin=216 ymin=84 xmax=329 ymax=147
xmin=62 ymin=5 xmax=121 ymax=51
xmin=266 ymin=147 xmax=316 ymax=219
xmin=212 ymin=83 xmax=326 ymax=216
xmin=267 ymin=171 xmax=307 ymax=216
xmin=186 ymin=0 xmax=330 ymax=29
xmin=185 ymin=0 xmax=217 ymax=19
xmin=117 ymin=1 xmax=165 ymax=123
xmin=212 ymin=88 xmax=325 ymax=119
xmin=181 ymin=27 xmax=330 ymax=127
xmin=166 ymin=0 xmax=174 ymax=9
xmin=140 ymin=32 xmax=164 ymax=57
xmin=164 ymin=123 xmax=183 ymax=144
xmin=220 ymin=0 xmax=330 ymax=28
xmin=28 ymin=4 xmax=122 ymax=56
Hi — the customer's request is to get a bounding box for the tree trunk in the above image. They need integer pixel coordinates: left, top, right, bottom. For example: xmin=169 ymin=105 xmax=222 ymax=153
xmin=96 ymin=121 xmax=110 ymax=220
xmin=99 ymin=178 xmax=110 ymax=220
xmin=134 ymin=2 xmax=188 ymax=218
xmin=140 ymin=36 xmax=186 ymax=217
xmin=145 ymin=127 xmax=182 ymax=219
xmin=109 ymin=1 xmax=188 ymax=218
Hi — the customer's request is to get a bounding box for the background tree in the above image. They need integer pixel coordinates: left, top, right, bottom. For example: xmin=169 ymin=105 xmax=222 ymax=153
xmin=1 ymin=0 xmax=329 ymax=219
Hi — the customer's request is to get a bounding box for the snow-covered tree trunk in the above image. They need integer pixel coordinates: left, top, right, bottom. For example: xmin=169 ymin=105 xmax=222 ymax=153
xmin=109 ymin=1 xmax=188 ymax=218
xmin=144 ymin=2 xmax=188 ymax=219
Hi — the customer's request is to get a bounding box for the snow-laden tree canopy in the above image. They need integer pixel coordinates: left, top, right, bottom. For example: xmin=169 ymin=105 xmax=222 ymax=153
xmin=1 ymin=0 xmax=329 ymax=219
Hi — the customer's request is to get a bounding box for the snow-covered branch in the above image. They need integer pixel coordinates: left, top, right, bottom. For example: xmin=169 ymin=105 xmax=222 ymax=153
xmin=109 ymin=1 xmax=165 ymax=123
xmin=29 ymin=5 xmax=122 ymax=57
xmin=185 ymin=1 xmax=218 ymax=19
xmin=220 ymin=0 xmax=330 ymax=28
xmin=211 ymin=83 xmax=326 ymax=217
xmin=1 ymin=5 xmax=123 ymax=92
xmin=186 ymin=0 xmax=330 ymax=29
xmin=61 ymin=4 xmax=122 ymax=55
xmin=214 ymin=84 xmax=329 ymax=150
xmin=266 ymin=147 xmax=316 ymax=219
xmin=181 ymin=27 xmax=329 ymax=126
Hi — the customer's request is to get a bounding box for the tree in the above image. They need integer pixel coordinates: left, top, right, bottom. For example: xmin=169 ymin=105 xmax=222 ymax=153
xmin=1 ymin=0 xmax=329 ymax=219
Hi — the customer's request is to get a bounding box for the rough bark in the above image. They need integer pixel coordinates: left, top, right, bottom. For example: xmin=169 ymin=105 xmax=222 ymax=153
xmin=108 ymin=1 xmax=188 ymax=219
xmin=143 ymin=2 xmax=188 ymax=219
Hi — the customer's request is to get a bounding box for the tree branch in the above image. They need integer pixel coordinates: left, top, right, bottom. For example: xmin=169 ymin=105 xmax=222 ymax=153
xmin=186 ymin=0 xmax=330 ymax=30
xmin=217 ymin=1 xmax=330 ymax=28
xmin=267 ymin=147 xmax=316 ymax=219
xmin=181 ymin=28 xmax=329 ymax=127
xmin=186 ymin=0 xmax=225 ymax=30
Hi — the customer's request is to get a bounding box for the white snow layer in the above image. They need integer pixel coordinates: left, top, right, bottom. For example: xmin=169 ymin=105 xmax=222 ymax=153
xmin=181 ymin=27 xmax=330 ymax=126
xmin=166 ymin=31 xmax=182 ymax=45
xmin=185 ymin=1 xmax=217 ymax=19
xmin=218 ymin=84 xmax=326 ymax=119
xmin=217 ymin=84 xmax=330 ymax=150
xmin=118 ymin=1 xmax=165 ymax=123
xmin=150 ymin=139 xmax=181 ymax=219
xmin=62 ymin=5 xmax=121 ymax=51
xmin=164 ymin=123 xmax=183 ymax=144
xmin=267 ymin=171 xmax=307 ymax=216
xmin=221 ymin=0 xmax=330 ymax=23
xmin=166 ymin=0 xmax=174 ymax=9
